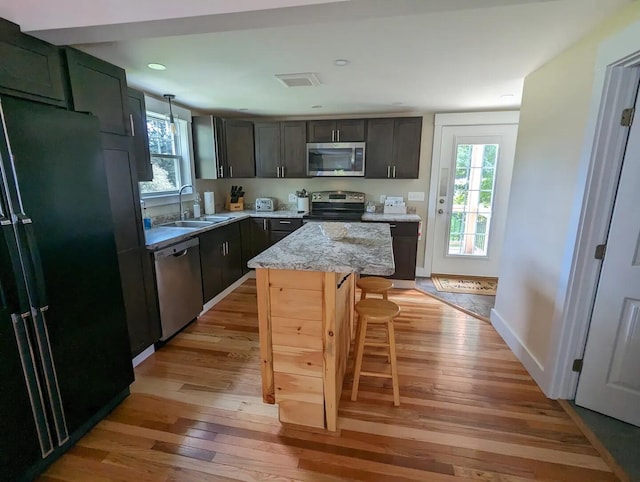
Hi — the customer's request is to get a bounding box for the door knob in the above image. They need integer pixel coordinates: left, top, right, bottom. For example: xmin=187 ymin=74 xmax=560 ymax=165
xmin=438 ymin=209 xmax=444 ymax=214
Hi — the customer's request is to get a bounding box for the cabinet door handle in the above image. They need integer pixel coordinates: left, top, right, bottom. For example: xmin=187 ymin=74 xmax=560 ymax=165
xmin=229 ymin=166 xmax=233 ymax=177
xmin=279 ymin=220 xmax=291 ymax=224
xmin=387 ymin=166 xmax=391 ymax=178
xmin=390 ymin=224 xmax=397 ymax=228
xmin=129 ymin=114 xmax=135 ymax=136
xmin=337 ymin=129 xmax=340 ymax=142
xmin=218 ymin=165 xmax=224 ymax=178
xmin=331 ymin=129 xmax=335 ymax=142
xmin=263 ymin=219 xmax=267 ymax=230
xmin=277 ymin=166 xmax=281 ymax=178
xmin=281 ymin=165 xmax=285 ymax=177
xmin=393 ymin=165 xmax=396 ymax=178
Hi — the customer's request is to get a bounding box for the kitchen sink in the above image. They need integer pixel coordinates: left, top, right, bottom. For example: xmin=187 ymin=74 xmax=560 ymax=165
xmin=202 ymin=216 xmax=232 ymax=223
xmin=163 ymin=220 xmax=216 ymax=228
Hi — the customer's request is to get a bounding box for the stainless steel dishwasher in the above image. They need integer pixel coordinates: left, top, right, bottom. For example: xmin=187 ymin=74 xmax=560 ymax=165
xmin=154 ymin=237 xmax=203 ymax=340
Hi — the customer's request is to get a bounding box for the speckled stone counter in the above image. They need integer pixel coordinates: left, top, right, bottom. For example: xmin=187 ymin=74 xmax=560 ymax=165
xmin=247 ymin=222 xmax=394 ymax=276
xmin=361 ymin=212 xmax=422 ymax=222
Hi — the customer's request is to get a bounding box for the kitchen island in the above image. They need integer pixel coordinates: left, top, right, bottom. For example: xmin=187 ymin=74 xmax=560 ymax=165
xmin=247 ymin=222 xmax=394 ymax=431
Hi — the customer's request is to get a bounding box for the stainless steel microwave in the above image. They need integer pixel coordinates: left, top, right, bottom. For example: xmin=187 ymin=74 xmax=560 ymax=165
xmin=306 ymin=142 xmax=366 ymax=177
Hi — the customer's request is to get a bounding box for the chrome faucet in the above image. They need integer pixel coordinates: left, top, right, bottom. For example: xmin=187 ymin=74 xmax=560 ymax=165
xmin=178 ymin=184 xmax=193 ymax=220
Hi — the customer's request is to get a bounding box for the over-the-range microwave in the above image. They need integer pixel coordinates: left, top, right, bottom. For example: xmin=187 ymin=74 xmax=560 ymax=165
xmin=306 ymin=142 xmax=365 ymax=177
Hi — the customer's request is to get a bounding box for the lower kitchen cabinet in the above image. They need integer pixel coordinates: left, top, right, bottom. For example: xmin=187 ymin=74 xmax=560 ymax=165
xmin=240 ymin=217 xmax=270 ymax=273
xmin=200 ymin=223 xmax=243 ymax=303
xmin=364 ymin=221 xmax=419 ymax=280
xmin=269 ymin=218 xmax=303 ymax=245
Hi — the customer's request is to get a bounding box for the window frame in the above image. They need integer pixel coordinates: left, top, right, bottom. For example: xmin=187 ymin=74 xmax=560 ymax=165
xmin=139 ymin=107 xmax=196 ymax=207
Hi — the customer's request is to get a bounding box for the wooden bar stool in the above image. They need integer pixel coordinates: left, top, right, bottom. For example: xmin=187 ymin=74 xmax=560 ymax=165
xmin=356 ymin=276 xmax=393 ymax=300
xmin=351 ymin=299 xmax=401 ymax=406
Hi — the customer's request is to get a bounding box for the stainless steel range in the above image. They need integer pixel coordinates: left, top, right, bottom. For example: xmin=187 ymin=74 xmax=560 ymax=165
xmin=305 ymin=190 xmax=365 ymax=222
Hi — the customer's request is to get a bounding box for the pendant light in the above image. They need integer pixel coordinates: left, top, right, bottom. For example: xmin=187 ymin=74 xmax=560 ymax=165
xmin=163 ymin=94 xmax=177 ymax=134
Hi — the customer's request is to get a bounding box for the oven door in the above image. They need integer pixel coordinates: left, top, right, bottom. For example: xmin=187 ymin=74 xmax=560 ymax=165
xmin=306 ymin=142 xmax=365 ymax=176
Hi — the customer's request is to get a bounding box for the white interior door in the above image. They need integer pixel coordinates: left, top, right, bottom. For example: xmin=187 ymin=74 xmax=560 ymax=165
xmin=575 ymin=99 xmax=640 ymax=427
xmin=431 ymin=124 xmax=518 ymax=276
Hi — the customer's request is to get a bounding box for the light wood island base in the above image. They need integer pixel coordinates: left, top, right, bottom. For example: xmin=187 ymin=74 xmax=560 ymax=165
xmin=256 ymin=268 xmax=355 ymax=431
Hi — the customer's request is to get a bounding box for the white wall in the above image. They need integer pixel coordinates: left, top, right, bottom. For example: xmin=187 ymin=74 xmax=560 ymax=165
xmin=491 ymin=1 xmax=640 ymax=394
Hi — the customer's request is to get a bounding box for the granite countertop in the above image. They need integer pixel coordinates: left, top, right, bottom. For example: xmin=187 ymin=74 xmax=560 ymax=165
xmin=361 ymin=212 xmax=422 ymax=222
xmin=247 ymin=222 xmax=394 ymax=276
xmin=145 ymin=209 xmax=420 ymax=251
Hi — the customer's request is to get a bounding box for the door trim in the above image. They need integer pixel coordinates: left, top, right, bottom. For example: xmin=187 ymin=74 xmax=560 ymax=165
xmin=546 ymin=24 xmax=640 ymax=399
xmin=423 ymin=111 xmax=519 ymax=277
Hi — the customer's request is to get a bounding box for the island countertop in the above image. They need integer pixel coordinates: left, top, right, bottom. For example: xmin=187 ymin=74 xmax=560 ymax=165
xmin=247 ymin=222 xmax=394 ymax=276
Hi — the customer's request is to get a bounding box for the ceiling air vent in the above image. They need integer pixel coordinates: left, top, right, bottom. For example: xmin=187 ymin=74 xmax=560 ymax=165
xmin=275 ymin=72 xmax=321 ymax=88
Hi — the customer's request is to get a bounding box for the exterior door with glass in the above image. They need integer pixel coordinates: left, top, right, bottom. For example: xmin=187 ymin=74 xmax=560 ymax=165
xmin=430 ymin=123 xmax=518 ymax=276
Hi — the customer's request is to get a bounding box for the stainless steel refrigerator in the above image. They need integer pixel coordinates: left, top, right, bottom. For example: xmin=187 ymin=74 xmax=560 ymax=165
xmin=0 ymin=96 xmax=134 ymax=481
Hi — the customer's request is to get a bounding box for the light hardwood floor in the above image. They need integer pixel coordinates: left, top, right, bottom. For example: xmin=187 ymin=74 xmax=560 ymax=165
xmin=40 ymin=280 xmax=619 ymax=481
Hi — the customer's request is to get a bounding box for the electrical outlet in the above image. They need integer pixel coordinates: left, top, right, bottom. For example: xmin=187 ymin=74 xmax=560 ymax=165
xmin=379 ymin=195 xmax=386 ymax=204
xmin=408 ymin=191 xmax=425 ymax=201
xmin=288 ymin=193 xmax=297 ymax=202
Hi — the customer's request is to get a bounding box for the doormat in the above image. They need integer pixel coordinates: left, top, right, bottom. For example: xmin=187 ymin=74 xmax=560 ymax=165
xmin=431 ymin=275 xmax=498 ymax=296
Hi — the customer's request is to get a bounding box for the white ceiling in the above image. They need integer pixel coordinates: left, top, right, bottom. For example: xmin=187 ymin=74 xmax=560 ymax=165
xmin=1 ymin=0 xmax=631 ymax=116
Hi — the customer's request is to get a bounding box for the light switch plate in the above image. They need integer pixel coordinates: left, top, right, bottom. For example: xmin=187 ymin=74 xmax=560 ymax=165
xmin=408 ymin=191 xmax=425 ymax=201
xmin=288 ymin=193 xmax=297 ymax=202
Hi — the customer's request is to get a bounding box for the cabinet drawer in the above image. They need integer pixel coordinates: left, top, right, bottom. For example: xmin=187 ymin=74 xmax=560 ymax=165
xmin=269 ymin=269 xmax=323 ymax=290
xmin=365 ymin=221 xmax=418 ymax=236
xmin=273 ymin=372 xmax=324 ymax=404
xmin=271 ymin=317 xmax=323 ymax=350
xmin=270 ymin=218 xmax=303 ymax=232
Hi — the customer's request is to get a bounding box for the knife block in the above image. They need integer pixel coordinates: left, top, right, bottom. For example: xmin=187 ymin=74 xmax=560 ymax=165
xmin=225 ymin=195 xmax=244 ymax=211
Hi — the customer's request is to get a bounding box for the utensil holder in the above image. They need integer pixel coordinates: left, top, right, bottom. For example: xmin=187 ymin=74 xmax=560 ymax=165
xmin=225 ymin=195 xmax=244 ymax=211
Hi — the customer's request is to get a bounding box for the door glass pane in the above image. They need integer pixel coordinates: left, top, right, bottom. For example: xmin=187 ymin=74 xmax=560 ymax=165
xmin=447 ymin=143 xmax=498 ymax=256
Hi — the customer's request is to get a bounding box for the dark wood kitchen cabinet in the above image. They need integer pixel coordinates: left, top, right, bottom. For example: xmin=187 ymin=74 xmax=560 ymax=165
xmin=307 ymin=119 xmax=365 ymax=142
xmin=364 ymin=221 xmax=419 ymax=280
xmin=64 ymin=47 xmax=130 ymax=136
xmin=200 ymin=223 xmax=243 ymax=303
xmin=269 ymin=218 xmax=303 ymax=245
xmin=65 ymin=48 xmax=159 ymax=356
xmin=240 ymin=217 xmax=270 ymax=273
xmin=365 ymin=117 xmax=422 ymax=179
xmin=0 ymin=18 xmax=67 ymax=107
xmin=255 ymin=121 xmax=306 ymax=178
xmin=193 ymin=116 xmax=255 ymax=179
xmin=127 ymin=88 xmax=153 ymax=181
xmin=224 ymin=119 xmax=255 ymax=178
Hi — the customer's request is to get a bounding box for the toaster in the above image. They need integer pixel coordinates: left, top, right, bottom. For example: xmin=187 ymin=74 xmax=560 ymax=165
xmin=255 ymin=197 xmax=276 ymax=212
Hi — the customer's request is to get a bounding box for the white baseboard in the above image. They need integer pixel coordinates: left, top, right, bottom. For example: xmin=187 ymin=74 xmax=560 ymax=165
xmin=490 ymin=308 xmax=548 ymax=394
xmin=391 ymin=279 xmax=416 ymax=289
xmin=201 ymin=272 xmax=252 ymax=314
xmin=132 ymin=345 xmax=155 ymax=368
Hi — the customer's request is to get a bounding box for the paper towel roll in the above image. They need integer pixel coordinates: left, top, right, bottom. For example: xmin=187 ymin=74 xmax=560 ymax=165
xmin=204 ymin=192 xmax=215 ymax=214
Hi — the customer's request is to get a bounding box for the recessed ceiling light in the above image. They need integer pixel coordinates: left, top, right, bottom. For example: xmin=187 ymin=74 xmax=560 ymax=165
xmin=334 ymin=59 xmax=350 ymax=67
xmin=311 ymin=105 xmax=323 ymax=109
xmin=392 ymin=102 xmax=403 ymax=106
xmin=147 ymin=63 xmax=166 ymax=71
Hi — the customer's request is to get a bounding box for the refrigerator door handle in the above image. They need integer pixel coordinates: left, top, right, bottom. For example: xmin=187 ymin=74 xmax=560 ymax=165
xmin=30 ymin=306 xmax=69 ymax=445
xmin=15 ymin=215 xmax=48 ymax=308
xmin=11 ymin=312 xmax=55 ymax=458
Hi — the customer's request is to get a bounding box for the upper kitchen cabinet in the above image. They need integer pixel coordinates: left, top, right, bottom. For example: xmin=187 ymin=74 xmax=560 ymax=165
xmin=193 ymin=116 xmax=255 ymax=179
xmin=0 ymin=18 xmax=66 ymax=107
xmin=307 ymin=119 xmax=365 ymax=142
xmin=365 ymin=117 xmax=422 ymax=179
xmin=255 ymin=121 xmax=306 ymax=178
xmin=64 ymin=47 xmax=130 ymax=136
xmin=224 ymin=119 xmax=255 ymax=178
xmin=127 ymin=88 xmax=153 ymax=182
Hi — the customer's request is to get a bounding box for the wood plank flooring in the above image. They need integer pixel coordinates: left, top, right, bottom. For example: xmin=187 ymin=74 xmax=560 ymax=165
xmin=41 ymin=280 xmax=619 ymax=481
